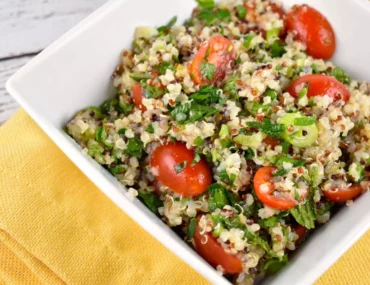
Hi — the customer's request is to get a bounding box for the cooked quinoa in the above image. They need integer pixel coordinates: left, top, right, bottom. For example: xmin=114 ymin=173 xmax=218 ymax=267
xmin=66 ymin=0 xmax=370 ymax=283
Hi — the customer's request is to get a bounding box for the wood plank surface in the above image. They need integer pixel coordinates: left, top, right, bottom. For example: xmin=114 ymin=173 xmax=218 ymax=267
xmin=0 ymin=0 xmax=107 ymax=58
xmin=0 ymin=0 xmax=108 ymax=125
xmin=0 ymin=56 xmax=33 ymax=125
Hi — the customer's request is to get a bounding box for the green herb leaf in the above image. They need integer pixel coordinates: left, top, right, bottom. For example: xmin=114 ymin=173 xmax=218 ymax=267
xmin=260 ymin=212 xmax=288 ymax=228
xmin=191 ymin=152 xmax=202 ymax=166
xmin=264 ymin=257 xmax=288 ymax=275
xmin=266 ymin=28 xmax=280 ymax=44
xmin=243 ymin=33 xmax=255 ymax=49
xmin=96 ymin=125 xmax=113 ymax=149
xmin=208 ymin=184 xmax=229 ymax=211
xmin=316 ymin=201 xmax=334 ymax=216
xmin=194 ymin=136 xmax=205 ymax=146
xmin=200 ymin=61 xmax=216 ymax=80
xmin=198 ymin=8 xmax=230 ymax=25
xmin=189 ymin=84 xmax=221 ymax=104
xmin=270 ymin=40 xmax=286 ymax=58
xmin=118 ymin=128 xmax=127 ymax=135
xmin=224 ymin=76 xmax=239 ymax=98
xmin=244 ymin=148 xmax=255 ymax=160
xmin=156 ymin=62 xmax=175 ymax=75
xmin=170 ymin=102 xmax=219 ymax=124
xmin=247 ymin=119 xmax=286 ymax=139
xmin=157 ymin=16 xmax=177 ymax=34
xmin=118 ymin=96 xmax=134 ymax=115
xmin=297 ymin=87 xmax=308 ymax=99
xmin=246 ymin=102 xmax=271 ymax=116
xmin=124 ymin=138 xmax=143 ymax=158
xmin=146 ymin=124 xmax=155 ymax=134
xmin=236 ymin=5 xmax=247 ymax=19
xmin=174 ymin=161 xmax=187 ymax=174
xmin=109 ymin=165 xmax=127 ymax=175
xmin=187 ymin=218 xmax=197 ymax=238
xmin=330 ymin=67 xmax=350 ymax=84
xmin=281 ymin=141 xmax=291 ymax=154
xmin=130 ymin=74 xmax=151 ymax=82
xmin=290 ymin=189 xmax=316 ymax=229
xmin=264 ymin=88 xmax=278 ymax=101
xmin=138 ymin=191 xmax=163 ymax=215
xmin=196 ymin=0 xmax=215 ymax=9
xmin=294 ymin=115 xmax=317 ymax=126
xmin=141 ymin=83 xmax=165 ymax=99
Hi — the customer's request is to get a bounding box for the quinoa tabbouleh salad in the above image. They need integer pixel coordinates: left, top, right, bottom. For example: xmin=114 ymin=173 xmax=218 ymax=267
xmin=66 ymin=0 xmax=370 ymax=283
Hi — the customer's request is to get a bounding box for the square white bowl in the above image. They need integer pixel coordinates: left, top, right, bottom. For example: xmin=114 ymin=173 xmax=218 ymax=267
xmin=6 ymin=0 xmax=370 ymax=284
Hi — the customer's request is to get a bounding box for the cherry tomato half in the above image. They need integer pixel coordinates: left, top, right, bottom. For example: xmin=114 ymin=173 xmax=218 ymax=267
xmin=150 ymin=142 xmax=212 ymax=197
xmin=254 ymin=166 xmax=308 ymax=210
xmin=193 ymin=216 xmax=243 ymax=274
xmin=287 ymin=74 xmax=350 ymax=102
xmin=294 ymin=225 xmax=308 ymax=246
xmin=263 ymin=136 xmax=280 ymax=150
xmin=189 ymin=36 xmax=235 ymax=86
xmin=323 ymin=184 xmax=364 ymax=203
xmin=285 ymin=5 xmax=336 ymax=59
xmin=132 ymin=83 xmax=146 ymax=111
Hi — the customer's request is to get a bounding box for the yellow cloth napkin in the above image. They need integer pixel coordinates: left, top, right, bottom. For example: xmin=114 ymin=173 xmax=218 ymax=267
xmin=0 ymin=109 xmax=369 ymax=285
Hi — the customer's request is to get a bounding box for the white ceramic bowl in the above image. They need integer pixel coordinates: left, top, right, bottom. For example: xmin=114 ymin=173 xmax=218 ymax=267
xmin=6 ymin=0 xmax=370 ymax=284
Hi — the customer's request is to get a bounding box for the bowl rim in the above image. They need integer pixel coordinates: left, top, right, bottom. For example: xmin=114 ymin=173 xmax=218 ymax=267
xmin=6 ymin=0 xmax=370 ymax=284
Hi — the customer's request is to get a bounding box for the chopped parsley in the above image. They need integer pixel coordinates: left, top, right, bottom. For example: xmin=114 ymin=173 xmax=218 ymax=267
xmin=170 ymin=102 xmax=219 ymax=124
xmin=200 ymin=61 xmax=216 ymax=80
xmin=247 ymin=119 xmax=286 ymax=139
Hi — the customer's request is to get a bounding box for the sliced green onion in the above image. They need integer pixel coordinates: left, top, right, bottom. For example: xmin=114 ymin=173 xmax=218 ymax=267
xmin=279 ymin=113 xmax=318 ymax=148
xmin=219 ymin=124 xmax=230 ymax=139
xmin=233 ymin=132 xmax=263 ymax=148
xmin=187 ymin=218 xmax=197 ymax=238
xmin=266 ymin=28 xmax=280 ymax=44
xmin=243 ymin=33 xmax=255 ymax=49
xmin=294 ymin=115 xmax=317 ymax=126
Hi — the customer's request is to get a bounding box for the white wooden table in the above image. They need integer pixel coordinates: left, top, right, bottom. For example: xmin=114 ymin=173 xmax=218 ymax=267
xmin=0 ymin=0 xmax=108 ymax=126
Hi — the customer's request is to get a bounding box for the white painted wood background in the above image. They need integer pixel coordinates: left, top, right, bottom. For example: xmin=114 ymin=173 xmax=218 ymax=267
xmin=0 ymin=0 xmax=108 ymax=126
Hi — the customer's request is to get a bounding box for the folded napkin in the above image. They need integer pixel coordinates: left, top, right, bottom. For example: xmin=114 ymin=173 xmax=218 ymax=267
xmin=0 ymin=109 xmax=369 ymax=285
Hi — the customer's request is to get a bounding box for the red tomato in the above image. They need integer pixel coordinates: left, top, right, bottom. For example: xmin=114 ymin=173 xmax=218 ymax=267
xmin=189 ymin=36 xmax=235 ymax=86
xmin=150 ymin=142 xmax=212 ymax=197
xmin=287 ymin=74 xmax=350 ymax=102
xmin=254 ymin=166 xmax=308 ymax=210
xmin=193 ymin=216 xmax=243 ymax=274
xmin=285 ymin=5 xmax=336 ymax=59
xmin=132 ymin=83 xmax=146 ymax=111
xmin=294 ymin=225 xmax=308 ymax=246
xmin=263 ymin=136 xmax=280 ymax=150
xmin=323 ymin=184 xmax=364 ymax=203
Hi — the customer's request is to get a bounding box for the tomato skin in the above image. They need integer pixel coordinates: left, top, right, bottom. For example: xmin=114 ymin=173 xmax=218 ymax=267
xmin=287 ymin=74 xmax=350 ymax=102
xmin=254 ymin=166 xmax=307 ymax=210
xmin=285 ymin=5 xmax=335 ymax=59
xmin=189 ymin=36 xmax=235 ymax=86
xmin=193 ymin=216 xmax=243 ymax=274
xmin=132 ymin=83 xmax=147 ymax=111
xmin=263 ymin=136 xmax=280 ymax=150
xmin=323 ymin=185 xmax=364 ymax=203
xmin=294 ymin=225 xmax=308 ymax=246
xmin=150 ymin=142 xmax=212 ymax=197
